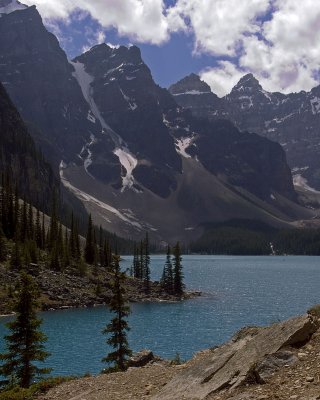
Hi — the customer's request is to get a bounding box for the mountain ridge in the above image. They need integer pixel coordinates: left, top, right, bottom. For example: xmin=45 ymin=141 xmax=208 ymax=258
xmin=170 ymin=73 xmax=320 ymax=192
xmin=0 ymin=1 xmax=314 ymax=242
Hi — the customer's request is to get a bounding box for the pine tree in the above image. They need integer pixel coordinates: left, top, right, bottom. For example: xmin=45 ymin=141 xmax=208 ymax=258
xmin=0 ymin=272 xmax=51 ymax=387
xmin=20 ymin=199 xmax=27 ymax=243
xmin=143 ymin=233 xmax=150 ymax=293
xmin=41 ymin=212 xmax=46 ymax=250
xmin=132 ymin=243 xmax=140 ymax=278
xmin=11 ymin=240 xmax=22 ymax=270
xmin=28 ymin=202 xmax=34 ymax=240
xmin=49 ymin=192 xmax=58 ymax=250
xmin=102 ymin=255 xmax=131 ymax=372
xmin=173 ymin=242 xmax=184 ymax=296
xmin=85 ymin=214 xmax=95 ymax=264
xmin=161 ymin=245 xmax=174 ymax=293
xmin=35 ymin=209 xmax=42 ymax=249
xmin=0 ymin=225 xmax=7 ymax=262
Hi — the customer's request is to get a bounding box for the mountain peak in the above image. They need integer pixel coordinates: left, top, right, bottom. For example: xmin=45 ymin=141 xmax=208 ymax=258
xmin=169 ymin=73 xmax=212 ymax=95
xmin=232 ymin=73 xmax=262 ymax=92
xmin=0 ymin=0 xmax=28 ymax=14
xmin=78 ymin=43 xmax=143 ymax=67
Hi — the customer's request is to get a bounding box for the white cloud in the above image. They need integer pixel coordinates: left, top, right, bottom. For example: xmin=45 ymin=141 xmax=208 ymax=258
xmin=23 ymin=0 xmax=320 ymax=95
xmin=168 ymin=0 xmax=270 ymax=56
xmin=200 ymin=61 xmax=245 ymax=98
xmin=24 ymin=0 xmax=170 ymax=45
xmin=193 ymin=0 xmax=320 ymax=95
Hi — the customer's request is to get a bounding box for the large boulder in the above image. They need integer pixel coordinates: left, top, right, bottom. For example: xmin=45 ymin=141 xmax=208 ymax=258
xmin=153 ymin=314 xmax=318 ymax=400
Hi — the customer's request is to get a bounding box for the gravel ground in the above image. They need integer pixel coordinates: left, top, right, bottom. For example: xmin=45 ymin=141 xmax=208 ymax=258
xmin=36 ymin=328 xmax=320 ymax=400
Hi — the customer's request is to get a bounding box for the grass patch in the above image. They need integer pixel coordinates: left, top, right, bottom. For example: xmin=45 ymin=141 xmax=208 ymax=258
xmin=0 ymin=376 xmax=74 ymax=399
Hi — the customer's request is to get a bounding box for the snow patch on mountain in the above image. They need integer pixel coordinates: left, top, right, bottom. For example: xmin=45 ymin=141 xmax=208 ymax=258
xmin=293 ymin=174 xmax=320 ymax=194
xmin=70 ymin=60 xmax=123 ymax=146
xmin=175 ymin=137 xmax=194 ymax=158
xmin=87 ymin=110 xmax=96 ymax=123
xmin=119 ymin=87 xmax=137 ymax=111
xmin=310 ymin=97 xmax=320 ymax=114
xmin=59 ymin=162 xmax=143 ymax=229
xmin=173 ymin=90 xmax=211 ymax=96
xmin=239 ymin=96 xmax=253 ymax=109
xmin=113 ymin=148 xmax=138 ymax=192
xmin=81 ymin=134 xmax=97 ymax=177
xmin=0 ymin=0 xmax=27 ymax=14
xmin=70 ymin=61 xmax=140 ymax=191
xmin=261 ymin=89 xmax=273 ymax=102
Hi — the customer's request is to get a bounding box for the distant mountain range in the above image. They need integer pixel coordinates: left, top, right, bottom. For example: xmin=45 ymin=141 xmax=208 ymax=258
xmin=170 ymin=73 xmax=320 ymax=192
xmin=0 ymin=0 xmax=316 ymax=242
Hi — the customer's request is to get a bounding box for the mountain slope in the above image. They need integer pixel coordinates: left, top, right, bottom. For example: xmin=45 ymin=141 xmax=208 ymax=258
xmin=0 ymin=2 xmax=102 ymax=167
xmin=170 ymin=73 xmax=320 ymax=191
xmin=0 ymin=81 xmax=57 ymax=209
xmin=0 ymin=1 xmax=313 ymax=242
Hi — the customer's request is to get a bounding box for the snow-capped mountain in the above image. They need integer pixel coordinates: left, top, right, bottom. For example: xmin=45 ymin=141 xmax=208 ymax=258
xmin=170 ymin=73 xmax=320 ymax=191
xmin=0 ymin=1 xmax=313 ymax=241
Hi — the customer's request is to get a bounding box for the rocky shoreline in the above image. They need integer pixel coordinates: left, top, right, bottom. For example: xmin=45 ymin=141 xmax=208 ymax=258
xmin=0 ymin=263 xmax=201 ymax=316
xmin=37 ymin=307 xmax=320 ymax=400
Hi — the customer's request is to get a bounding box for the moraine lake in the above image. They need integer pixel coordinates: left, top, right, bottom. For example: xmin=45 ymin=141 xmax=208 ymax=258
xmin=1 ymin=255 xmax=320 ymax=376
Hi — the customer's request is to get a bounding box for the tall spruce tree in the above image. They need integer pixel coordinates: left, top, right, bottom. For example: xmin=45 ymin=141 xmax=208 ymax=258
xmin=161 ymin=245 xmax=173 ymax=293
xmin=143 ymin=233 xmax=150 ymax=293
xmin=0 ymin=225 xmax=7 ymax=262
xmin=0 ymin=272 xmax=51 ymax=387
xmin=102 ymin=255 xmax=131 ymax=372
xmin=85 ymin=214 xmax=95 ymax=264
xmin=173 ymin=242 xmax=184 ymax=296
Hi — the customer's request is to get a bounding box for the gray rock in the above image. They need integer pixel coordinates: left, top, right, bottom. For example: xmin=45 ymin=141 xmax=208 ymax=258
xmin=127 ymin=349 xmax=155 ymax=368
xmin=153 ymin=314 xmax=318 ymax=400
xmin=253 ymin=350 xmax=298 ymax=383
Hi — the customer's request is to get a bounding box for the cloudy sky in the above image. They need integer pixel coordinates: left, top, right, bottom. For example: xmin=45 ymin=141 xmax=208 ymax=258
xmin=23 ymin=0 xmax=320 ymax=97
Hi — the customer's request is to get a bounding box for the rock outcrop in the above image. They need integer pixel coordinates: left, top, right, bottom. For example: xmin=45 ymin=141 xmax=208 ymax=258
xmin=170 ymin=73 xmax=320 ymax=191
xmin=154 ymin=314 xmax=318 ymax=400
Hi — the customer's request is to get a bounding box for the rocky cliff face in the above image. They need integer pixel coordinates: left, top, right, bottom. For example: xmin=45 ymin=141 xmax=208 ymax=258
xmin=170 ymin=73 xmax=320 ymax=190
xmin=0 ymin=81 xmax=57 ymax=209
xmin=0 ymin=3 xmax=102 ymax=167
xmin=0 ymin=1 xmax=311 ymax=241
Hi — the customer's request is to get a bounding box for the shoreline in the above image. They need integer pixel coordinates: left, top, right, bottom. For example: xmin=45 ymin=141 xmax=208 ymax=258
xmin=0 ymin=290 xmax=202 ymax=318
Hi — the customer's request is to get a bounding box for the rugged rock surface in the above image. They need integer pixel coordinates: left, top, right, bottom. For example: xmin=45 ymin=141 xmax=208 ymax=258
xmin=128 ymin=350 xmax=159 ymax=368
xmin=0 ymin=3 xmax=102 ymax=167
xmin=0 ymin=81 xmax=57 ymax=209
xmin=154 ymin=314 xmax=318 ymax=399
xmin=170 ymin=73 xmax=320 ymax=191
xmin=0 ymin=2 xmax=314 ymax=242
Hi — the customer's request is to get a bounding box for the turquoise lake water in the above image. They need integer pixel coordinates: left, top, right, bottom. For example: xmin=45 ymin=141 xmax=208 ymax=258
xmin=0 ymin=255 xmax=320 ymax=376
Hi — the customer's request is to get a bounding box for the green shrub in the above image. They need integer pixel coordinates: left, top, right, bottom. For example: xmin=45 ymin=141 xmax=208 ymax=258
xmin=0 ymin=377 xmax=73 ymax=400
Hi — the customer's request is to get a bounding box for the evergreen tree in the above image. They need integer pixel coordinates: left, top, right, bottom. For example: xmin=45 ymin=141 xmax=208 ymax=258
xmin=11 ymin=240 xmax=22 ymax=270
xmin=102 ymin=255 xmax=131 ymax=371
xmin=0 ymin=225 xmax=7 ymax=262
xmin=28 ymin=202 xmax=34 ymax=240
xmin=85 ymin=214 xmax=95 ymax=264
xmin=99 ymin=226 xmax=104 ymax=267
xmin=143 ymin=233 xmax=150 ymax=293
xmin=35 ymin=209 xmax=42 ymax=249
xmin=49 ymin=192 xmax=58 ymax=249
xmin=132 ymin=243 xmax=140 ymax=278
xmin=41 ymin=212 xmax=46 ymax=250
xmin=0 ymin=272 xmax=51 ymax=387
xmin=161 ymin=245 xmax=173 ymax=293
xmin=173 ymin=242 xmax=184 ymax=296
xmin=20 ymin=199 xmax=27 ymax=243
